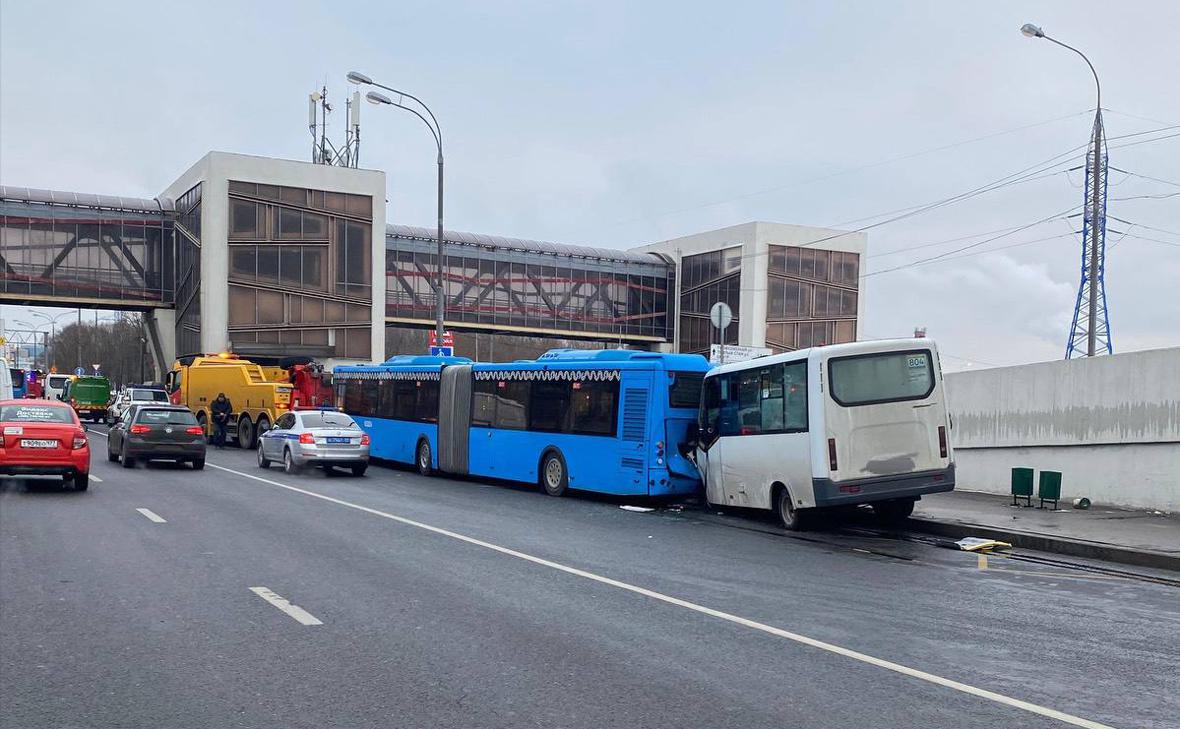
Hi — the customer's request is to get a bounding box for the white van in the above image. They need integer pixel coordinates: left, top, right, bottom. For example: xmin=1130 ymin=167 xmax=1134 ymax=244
xmin=693 ymin=338 xmax=954 ymax=529
xmin=45 ymin=374 xmax=73 ymax=402
xmin=0 ymin=363 xmax=13 ymax=401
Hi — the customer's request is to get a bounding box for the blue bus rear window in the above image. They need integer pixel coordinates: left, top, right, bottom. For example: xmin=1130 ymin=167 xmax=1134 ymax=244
xmin=668 ymin=372 xmax=704 ymax=409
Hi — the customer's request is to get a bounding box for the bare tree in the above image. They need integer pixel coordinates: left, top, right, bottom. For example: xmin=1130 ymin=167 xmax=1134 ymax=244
xmin=48 ymin=316 xmax=153 ymax=387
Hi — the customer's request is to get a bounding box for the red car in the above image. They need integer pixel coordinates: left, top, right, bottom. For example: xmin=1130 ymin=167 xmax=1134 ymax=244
xmin=0 ymin=399 xmax=91 ymax=490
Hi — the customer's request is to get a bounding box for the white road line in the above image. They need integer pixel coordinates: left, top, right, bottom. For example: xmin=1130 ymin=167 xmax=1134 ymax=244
xmin=249 ymin=586 xmax=323 ymax=626
xmin=136 ymin=507 xmax=166 ymax=523
xmin=90 ymin=474 xmax=103 ymax=483
xmin=208 ymin=463 xmax=1113 ymax=729
xmin=88 ymin=430 xmax=107 ymax=437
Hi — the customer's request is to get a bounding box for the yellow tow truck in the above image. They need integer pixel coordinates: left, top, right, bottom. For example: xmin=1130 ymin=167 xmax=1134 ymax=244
xmin=164 ymin=353 xmax=293 ymax=449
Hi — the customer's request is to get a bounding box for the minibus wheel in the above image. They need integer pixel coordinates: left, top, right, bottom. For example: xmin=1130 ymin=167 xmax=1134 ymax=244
xmin=776 ymin=486 xmax=805 ymax=531
xmin=540 ymin=450 xmax=568 ymax=497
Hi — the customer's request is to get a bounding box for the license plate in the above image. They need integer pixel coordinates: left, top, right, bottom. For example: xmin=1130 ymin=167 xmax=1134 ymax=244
xmin=20 ymin=439 xmax=58 ymax=448
xmin=326 ymin=437 xmax=350 ymax=444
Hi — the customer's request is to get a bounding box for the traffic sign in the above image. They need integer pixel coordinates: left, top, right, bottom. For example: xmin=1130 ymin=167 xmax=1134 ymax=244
xmin=709 ymin=302 xmax=732 ymax=331
xmin=709 ymin=344 xmax=772 ymax=365
xmin=430 ymin=346 xmax=454 ymax=357
xmin=429 ymin=330 xmax=455 ymax=347
xmin=74 ymin=366 xmax=85 ymax=376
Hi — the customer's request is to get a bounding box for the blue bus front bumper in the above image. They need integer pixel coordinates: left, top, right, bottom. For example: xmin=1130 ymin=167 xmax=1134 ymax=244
xmin=811 ymin=464 xmax=955 ymax=507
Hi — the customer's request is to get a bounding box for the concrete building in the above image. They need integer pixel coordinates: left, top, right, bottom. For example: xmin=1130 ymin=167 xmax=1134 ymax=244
xmin=159 ymin=152 xmax=386 ymax=365
xmin=633 ymin=222 xmax=867 ymax=355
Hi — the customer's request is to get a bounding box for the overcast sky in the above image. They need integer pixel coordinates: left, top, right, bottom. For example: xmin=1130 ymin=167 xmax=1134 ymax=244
xmin=2 ymin=0 xmax=1177 ymax=369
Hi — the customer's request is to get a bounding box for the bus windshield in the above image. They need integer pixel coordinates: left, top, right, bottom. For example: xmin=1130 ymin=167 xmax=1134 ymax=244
xmin=668 ymin=371 xmax=704 ymax=409
xmin=829 ymin=350 xmax=934 ymax=407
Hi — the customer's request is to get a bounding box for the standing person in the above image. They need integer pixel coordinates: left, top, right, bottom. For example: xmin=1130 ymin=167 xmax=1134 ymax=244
xmin=211 ymin=392 xmax=233 ymax=449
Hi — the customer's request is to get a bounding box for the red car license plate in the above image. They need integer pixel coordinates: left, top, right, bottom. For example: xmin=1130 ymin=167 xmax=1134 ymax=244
xmin=21 ymin=439 xmax=58 ymax=448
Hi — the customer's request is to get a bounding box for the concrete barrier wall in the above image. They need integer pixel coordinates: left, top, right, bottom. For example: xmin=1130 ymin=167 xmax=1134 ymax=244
xmin=945 ymin=346 xmax=1180 ymax=511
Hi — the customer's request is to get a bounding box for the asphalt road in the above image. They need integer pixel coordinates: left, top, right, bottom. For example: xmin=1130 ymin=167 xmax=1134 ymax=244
xmin=1 ymin=427 xmax=1177 ymax=729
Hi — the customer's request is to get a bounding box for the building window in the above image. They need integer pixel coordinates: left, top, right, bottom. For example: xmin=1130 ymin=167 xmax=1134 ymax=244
xmin=227 ymin=181 xmax=372 ymax=359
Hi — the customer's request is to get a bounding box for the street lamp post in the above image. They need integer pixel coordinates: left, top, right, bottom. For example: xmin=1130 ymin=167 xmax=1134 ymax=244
xmin=347 ymin=70 xmax=447 ymax=346
xmin=1021 ymin=23 xmax=1109 ymax=358
xmin=31 ymin=310 xmax=77 ymax=370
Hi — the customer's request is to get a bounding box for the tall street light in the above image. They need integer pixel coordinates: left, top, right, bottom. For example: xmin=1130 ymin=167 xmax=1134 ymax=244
xmin=1021 ymin=23 xmax=1111 ymax=358
xmin=31 ymin=310 xmax=76 ymax=370
xmin=347 ymin=70 xmax=447 ymax=346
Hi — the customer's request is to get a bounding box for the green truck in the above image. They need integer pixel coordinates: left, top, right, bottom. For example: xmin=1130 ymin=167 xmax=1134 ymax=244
xmin=64 ymin=376 xmax=112 ymax=423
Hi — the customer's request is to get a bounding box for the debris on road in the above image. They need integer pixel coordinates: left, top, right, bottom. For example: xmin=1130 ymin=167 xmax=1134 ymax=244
xmin=955 ymin=537 xmax=1013 ymax=553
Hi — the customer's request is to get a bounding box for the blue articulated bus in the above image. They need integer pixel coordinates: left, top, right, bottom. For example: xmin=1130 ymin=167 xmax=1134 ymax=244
xmin=335 ymin=349 xmax=711 ymax=497
xmin=334 ymin=355 xmax=472 ymax=466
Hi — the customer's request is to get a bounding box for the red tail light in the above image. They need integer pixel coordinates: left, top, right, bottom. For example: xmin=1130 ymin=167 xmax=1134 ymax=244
xmin=72 ymin=435 xmax=87 ymax=449
xmin=360 ymin=434 xmax=370 ymax=445
xmin=185 ymin=426 xmax=204 ymax=435
xmin=828 ymin=438 xmax=838 ymax=471
xmin=130 ymin=424 xmax=151 ymax=434
xmin=938 ymin=425 xmax=948 ymax=458
xmin=299 ymin=432 xmax=315 ymax=444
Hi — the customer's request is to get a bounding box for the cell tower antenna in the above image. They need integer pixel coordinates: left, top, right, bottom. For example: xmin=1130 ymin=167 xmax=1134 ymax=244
xmin=306 ymin=83 xmax=361 ymax=168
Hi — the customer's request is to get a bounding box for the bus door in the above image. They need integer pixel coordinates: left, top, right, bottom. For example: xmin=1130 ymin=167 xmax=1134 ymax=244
xmin=438 ymin=365 xmax=473 ymax=475
xmin=696 ymin=375 xmax=726 ymax=505
xmin=824 ymin=349 xmax=945 ymax=481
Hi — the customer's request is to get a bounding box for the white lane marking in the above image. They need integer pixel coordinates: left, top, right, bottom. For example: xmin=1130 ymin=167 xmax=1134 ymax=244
xmin=136 ymin=507 xmax=166 ymax=523
xmin=88 ymin=430 xmax=108 ymax=438
xmin=90 ymin=475 xmax=104 ymax=483
xmin=208 ymin=463 xmax=1112 ymax=729
xmin=249 ymin=586 xmax=323 ymax=626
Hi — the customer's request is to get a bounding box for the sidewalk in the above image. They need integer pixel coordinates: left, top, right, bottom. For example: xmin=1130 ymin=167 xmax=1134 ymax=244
xmin=908 ymin=490 xmax=1180 ymax=572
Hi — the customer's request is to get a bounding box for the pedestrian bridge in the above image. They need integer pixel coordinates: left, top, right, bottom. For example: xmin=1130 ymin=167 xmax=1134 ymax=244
xmin=0 ymin=186 xmax=175 ymax=310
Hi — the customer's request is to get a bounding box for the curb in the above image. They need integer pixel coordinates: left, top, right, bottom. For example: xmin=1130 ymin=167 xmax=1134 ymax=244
xmin=904 ymin=517 xmax=1180 ymax=573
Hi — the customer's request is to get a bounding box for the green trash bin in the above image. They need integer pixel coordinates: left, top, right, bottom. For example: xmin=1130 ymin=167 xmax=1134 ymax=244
xmin=1039 ymin=471 xmax=1062 ymax=509
xmin=1011 ymin=467 xmax=1034 ymax=507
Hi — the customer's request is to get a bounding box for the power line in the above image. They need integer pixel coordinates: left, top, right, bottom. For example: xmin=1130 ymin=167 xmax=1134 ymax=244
xmin=1118 ymin=234 xmax=1180 ymax=248
xmin=1111 ymin=191 xmax=1180 ymax=201
xmin=1118 ymin=170 xmax=1180 ymax=189
xmin=867 ymin=223 xmax=1029 ymax=259
xmin=1103 ymin=108 xmax=1180 ymax=128
xmin=1107 ymin=130 xmax=1180 ymax=151
xmin=860 ymin=206 xmax=1079 ymax=278
xmin=607 ymin=109 xmax=1094 ymax=230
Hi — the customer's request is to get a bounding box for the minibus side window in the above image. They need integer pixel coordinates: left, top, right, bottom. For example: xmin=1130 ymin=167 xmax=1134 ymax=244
xmin=783 ymin=362 xmax=808 ymax=431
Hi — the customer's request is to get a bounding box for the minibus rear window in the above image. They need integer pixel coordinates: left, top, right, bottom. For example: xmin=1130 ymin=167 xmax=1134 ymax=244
xmin=829 ymin=350 xmax=935 ymax=407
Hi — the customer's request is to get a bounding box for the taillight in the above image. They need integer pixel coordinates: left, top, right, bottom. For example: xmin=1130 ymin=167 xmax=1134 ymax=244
xmin=828 ymin=438 xmax=838 ymax=471
xmin=360 ymin=434 xmax=370 ymax=445
xmin=130 ymin=424 xmax=151 ymax=434
xmin=938 ymin=425 xmax=948 ymax=458
xmin=185 ymin=426 xmax=204 ymax=435
xmin=72 ymin=435 xmax=87 ymax=450
xmin=299 ymin=432 xmax=315 ymax=444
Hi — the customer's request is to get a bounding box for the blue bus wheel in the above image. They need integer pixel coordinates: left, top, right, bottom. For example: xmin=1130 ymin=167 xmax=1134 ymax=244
xmin=540 ymin=451 xmax=568 ymax=497
xmin=416 ymin=439 xmax=433 ymax=477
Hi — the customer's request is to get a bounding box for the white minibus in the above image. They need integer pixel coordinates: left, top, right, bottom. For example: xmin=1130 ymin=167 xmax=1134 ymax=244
xmin=692 ymin=338 xmax=954 ymax=529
